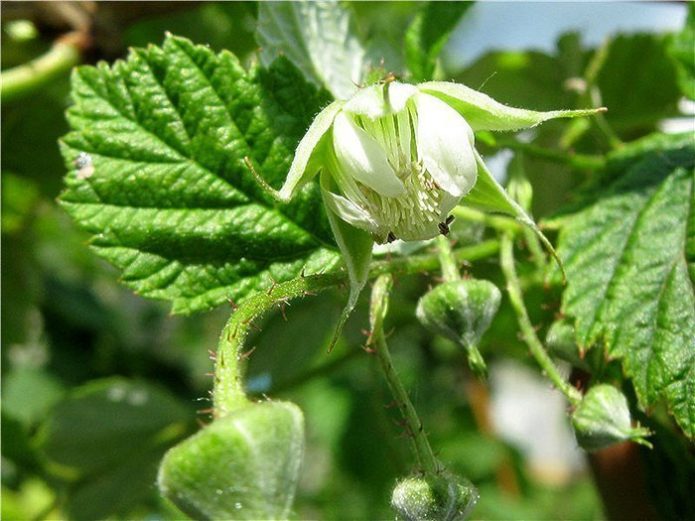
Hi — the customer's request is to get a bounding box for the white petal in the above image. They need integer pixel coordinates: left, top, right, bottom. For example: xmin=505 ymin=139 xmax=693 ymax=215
xmin=344 ymin=82 xmax=418 ymax=119
xmin=321 ymin=188 xmax=380 ymax=234
xmin=332 ymin=112 xmax=405 ymax=197
xmin=279 ymin=101 xmax=343 ymax=200
xmin=439 ymin=191 xmax=461 ymax=219
xmin=415 ymin=93 xmax=477 ymax=198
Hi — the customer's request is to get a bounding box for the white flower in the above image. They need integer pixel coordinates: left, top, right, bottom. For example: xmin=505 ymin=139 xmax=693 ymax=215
xmin=275 ymin=79 xmax=600 ymax=246
xmin=265 ymin=78 xmax=600 ymax=343
xmin=280 ymin=81 xmax=478 ymax=243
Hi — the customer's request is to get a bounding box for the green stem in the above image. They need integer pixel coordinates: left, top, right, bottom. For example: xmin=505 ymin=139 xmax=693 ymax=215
xmin=213 ymin=272 xmax=343 ymax=417
xmin=213 ymin=240 xmax=501 ymax=417
xmin=499 ymin=234 xmax=581 ymax=406
xmin=452 ymin=206 xmax=521 ymax=233
xmin=370 ymin=274 xmax=440 ymax=475
xmin=490 ymin=135 xmax=606 ymax=171
xmin=1 ymin=35 xmax=83 ymax=103
xmin=522 ymin=226 xmax=547 ymax=271
xmin=436 ymin=236 xmax=460 ymax=282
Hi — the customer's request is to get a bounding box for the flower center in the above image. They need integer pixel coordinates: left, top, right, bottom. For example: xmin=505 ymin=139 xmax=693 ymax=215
xmin=350 ymin=110 xmax=445 ymax=242
xmin=361 ymin=160 xmax=443 ymax=242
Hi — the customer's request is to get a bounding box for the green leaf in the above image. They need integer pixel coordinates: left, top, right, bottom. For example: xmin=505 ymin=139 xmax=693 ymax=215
xmin=596 ymin=34 xmax=681 ymax=136
xmin=405 ymin=1 xmax=473 ymax=82
xmin=668 ymin=4 xmax=695 ymax=100
xmin=59 ymin=34 xmax=341 ymax=314
xmin=558 ymin=133 xmax=695 ymax=438
xmin=37 ymin=378 xmax=192 ymax=519
xmin=256 ymin=1 xmax=366 ymax=100
xmin=420 ymin=81 xmax=603 ymax=132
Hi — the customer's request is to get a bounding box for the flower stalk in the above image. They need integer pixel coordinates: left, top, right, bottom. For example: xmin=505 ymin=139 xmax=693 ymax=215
xmin=370 ymin=274 xmax=441 ymax=475
xmin=499 ymin=233 xmax=582 ymax=406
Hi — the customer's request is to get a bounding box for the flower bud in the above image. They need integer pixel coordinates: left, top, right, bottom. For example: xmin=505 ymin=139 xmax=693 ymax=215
xmin=416 ymin=279 xmax=501 ymax=376
xmin=571 ymin=385 xmax=651 ymax=451
xmin=391 ymin=472 xmax=478 ymax=521
xmin=158 ymin=401 xmax=304 ymax=520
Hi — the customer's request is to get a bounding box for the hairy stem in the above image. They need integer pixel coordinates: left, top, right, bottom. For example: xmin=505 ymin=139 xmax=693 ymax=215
xmin=214 ymin=240 xmax=501 ymax=416
xmin=436 ymin=235 xmax=461 ymax=282
xmin=370 ymin=274 xmax=440 ymax=475
xmin=499 ymin=233 xmax=582 ymax=405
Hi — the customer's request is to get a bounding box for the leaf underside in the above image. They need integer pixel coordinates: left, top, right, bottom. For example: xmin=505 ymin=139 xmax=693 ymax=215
xmin=59 ymin=35 xmax=341 ymax=314
xmin=558 ymin=134 xmax=695 ymax=438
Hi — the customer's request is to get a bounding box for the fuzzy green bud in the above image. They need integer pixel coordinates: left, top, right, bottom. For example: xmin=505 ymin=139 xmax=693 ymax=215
xmin=158 ymin=401 xmax=304 ymax=520
xmin=416 ymin=279 xmax=501 ymax=376
xmin=571 ymin=385 xmax=652 ymax=451
xmin=391 ymin=473 xmax=478 ymax=521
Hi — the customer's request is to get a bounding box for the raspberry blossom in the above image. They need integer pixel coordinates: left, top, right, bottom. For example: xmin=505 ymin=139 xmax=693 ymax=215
xmin=265 ymin=79 xmax=601 ymax=340
xmin=279 ymin=81 xmax=478 ymax=243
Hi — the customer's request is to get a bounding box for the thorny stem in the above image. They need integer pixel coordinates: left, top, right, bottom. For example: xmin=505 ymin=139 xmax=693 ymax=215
xmin=436 ymin=235 xmax=461 ymax=282
xmin=1 ymin=32 xmax=85 ymax=103
xmin=499 ymin=233 xmax=582 ymax=406
xmin=370 ymin=275 xmax=440 ymax=475
xmin=213 ymin=240 xmax=500 ymax=417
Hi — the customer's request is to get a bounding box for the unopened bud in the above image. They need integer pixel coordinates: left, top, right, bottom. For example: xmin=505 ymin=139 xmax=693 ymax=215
xmin=391 ymin=472 xmax=478 ymax=521
xmin=572 ymin=385 xmax=651 ymax=451
xmin=416 ymin=279 xmax=501 ymax=377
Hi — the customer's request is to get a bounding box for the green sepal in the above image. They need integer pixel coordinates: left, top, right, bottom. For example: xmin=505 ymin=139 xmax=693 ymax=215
xmin=158 ymin=401 xmax=304 ymax=521
xmin=419 ymin=81 xmax=605 ymax=132
xmin=466 ymin=153 xmax=564 ymax=278
xmin=320 ymin=170 xmax=374 ymax=349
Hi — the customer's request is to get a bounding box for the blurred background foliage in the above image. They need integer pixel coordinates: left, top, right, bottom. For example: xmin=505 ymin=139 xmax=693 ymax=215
xmin=2 ymin=2 xmax=692 ymax=520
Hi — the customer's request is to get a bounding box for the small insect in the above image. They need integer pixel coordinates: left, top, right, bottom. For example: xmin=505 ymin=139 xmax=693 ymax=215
xmin=438 ymin=215 xmax=455 ymax=236
xmin=386 ymin=231 xmax=397 ymax=243
xmin=74 ymin=152 xmax=94 ymax=180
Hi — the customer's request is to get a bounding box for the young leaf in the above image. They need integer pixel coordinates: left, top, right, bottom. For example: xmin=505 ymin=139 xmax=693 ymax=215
xmin=256 ymin=1 xmax=366 ymax=100
xmin=59 ymin=35 xmax=341 ymax=314
xmin=405 ymin=1 xmax=473 ymax=82
xmin=558 ymin=133 xmax=695 ymax=438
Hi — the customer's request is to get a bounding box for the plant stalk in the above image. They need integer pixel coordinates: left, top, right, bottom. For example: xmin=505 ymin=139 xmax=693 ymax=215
xmin=436 ymin=235 xmax=461 ymax=282
xmin=213 ymin=240 xmax=502 ymax=417
xmin=499 ymin=233 xmax=581 ymax=405
xmin=370 ymin=274 xmax=440 ymax=475
xmin=1 ymin=33 xmax=84 ymax=103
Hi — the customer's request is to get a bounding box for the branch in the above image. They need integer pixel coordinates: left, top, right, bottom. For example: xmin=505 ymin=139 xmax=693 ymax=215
xmin=1 ymin=32 xmax=86 ymax=104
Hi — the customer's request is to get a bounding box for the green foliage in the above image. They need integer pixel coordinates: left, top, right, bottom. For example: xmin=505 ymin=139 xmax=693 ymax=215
xmin=37 ymin=379 xmax=192 ymax=520
xmin=596 ymin=34 xmax=681 ymax=136
xmin=256 ymin=1 xmax=366 ymax=100
xmin=558 ymin=133 xmax=695 ymax=438
xmin=59 ymin=34 xmax=341 ymax=314
xmin=3 ymin=2 xmax=694 ymax=520
xmin=405 ymin=1 xmax=473 ymax=82
xmin=668 ymin=3 xmax=695 ymax=100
